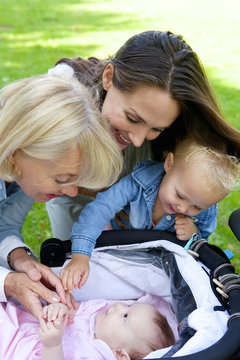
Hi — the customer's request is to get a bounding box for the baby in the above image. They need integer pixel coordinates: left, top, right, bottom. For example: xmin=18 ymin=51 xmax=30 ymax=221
xmin=39 ymin=300 xmax=175 ymax=360
xmin=60 ymin=136 xmax=240 ymax=292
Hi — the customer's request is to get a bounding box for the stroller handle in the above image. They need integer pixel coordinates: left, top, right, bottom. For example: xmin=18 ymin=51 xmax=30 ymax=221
xmin=228 ymin=208 xmax=240 ymax=242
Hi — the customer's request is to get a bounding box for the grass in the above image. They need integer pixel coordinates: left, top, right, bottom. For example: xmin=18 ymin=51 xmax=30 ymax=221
xmin=1 ymin=0 xmax=240 ymax=271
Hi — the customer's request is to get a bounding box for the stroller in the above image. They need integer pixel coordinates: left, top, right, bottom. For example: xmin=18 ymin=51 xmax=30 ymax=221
xmin=40 ymin=209 xmax=240 ymax=360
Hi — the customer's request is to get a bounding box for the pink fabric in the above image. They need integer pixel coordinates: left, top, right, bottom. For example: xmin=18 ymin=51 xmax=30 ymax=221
xmin=0 ymin=301 xmax=41 ymax=360
xmin=0 ymin=295 xmax=178 ymax=359
xmin=61 ymin=299 xmax=116 ymax=360
xmin=0 ymin=300 xmax=116 ymax=360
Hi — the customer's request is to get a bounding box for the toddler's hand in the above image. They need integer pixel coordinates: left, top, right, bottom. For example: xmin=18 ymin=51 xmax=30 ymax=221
xmin=65 ymin=292 xmax=80 ymax=324
xmin=59 ymin=254 xmax=90 ymax=293
xmin=174 ymin=214 xmax=198 ymax=241
xmin=114 ymin=210 xmax=129 ymax=229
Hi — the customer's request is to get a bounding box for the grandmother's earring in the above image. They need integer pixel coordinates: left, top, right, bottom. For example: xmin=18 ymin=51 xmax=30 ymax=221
xmin=8 ymin=153 xmax=21 ymax=177
xmin=9 ymin=153 xmax=15 ymax=165
xmin=9 ymin=162 xmax=21 ymax=178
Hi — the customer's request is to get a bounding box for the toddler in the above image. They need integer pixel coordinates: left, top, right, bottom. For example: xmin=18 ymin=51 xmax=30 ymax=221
xmin=60 ymin=136 xmax=240 ymax=292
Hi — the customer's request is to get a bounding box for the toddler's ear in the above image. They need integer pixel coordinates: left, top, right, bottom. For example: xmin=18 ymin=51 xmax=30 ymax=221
xmin=164 ymin=152 xmax=174 ymax=173
xmin=112 ymin=348 xmax=130 ymax=360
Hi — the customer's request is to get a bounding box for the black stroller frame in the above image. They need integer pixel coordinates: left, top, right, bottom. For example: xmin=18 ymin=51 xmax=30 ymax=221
xmin=40 ymin=209 xmax=240 ymax=360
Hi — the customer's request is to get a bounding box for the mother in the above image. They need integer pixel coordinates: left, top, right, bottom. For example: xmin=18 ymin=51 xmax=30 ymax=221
xmin=0 ymin=73 xmax=122 ymax=317
xmin=47 ymin=30 xmax=240 ymax=239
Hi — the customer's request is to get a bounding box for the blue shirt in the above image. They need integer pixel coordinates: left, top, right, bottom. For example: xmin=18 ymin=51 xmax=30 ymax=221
xmin=0 ymin=179 xmax=34 ymax=268
xmin=71 ymin=161 xmax=218 ymax=257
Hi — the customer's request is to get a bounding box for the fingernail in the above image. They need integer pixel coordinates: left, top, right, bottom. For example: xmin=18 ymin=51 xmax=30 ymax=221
xmin=52 ymin=297 xmax=60 ymax=302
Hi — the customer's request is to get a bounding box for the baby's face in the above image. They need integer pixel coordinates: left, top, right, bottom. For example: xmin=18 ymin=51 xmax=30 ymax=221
xmin=95 ymin=302 xmax=157 ymax=354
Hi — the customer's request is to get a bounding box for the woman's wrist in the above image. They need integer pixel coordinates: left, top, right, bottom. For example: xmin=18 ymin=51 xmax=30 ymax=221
xmin=7 ymin=247 xmax=32 ymax=270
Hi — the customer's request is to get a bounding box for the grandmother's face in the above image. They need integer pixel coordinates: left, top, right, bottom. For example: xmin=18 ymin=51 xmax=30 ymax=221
xmin=10 ymin=147 xmax=81 ymax=202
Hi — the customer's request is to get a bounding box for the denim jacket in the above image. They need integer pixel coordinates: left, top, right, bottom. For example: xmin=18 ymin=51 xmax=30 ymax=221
xmin=71 ymin=161 xmax=218 ymax=257
xmin=0 ymin=179 xmax=34 ymax=268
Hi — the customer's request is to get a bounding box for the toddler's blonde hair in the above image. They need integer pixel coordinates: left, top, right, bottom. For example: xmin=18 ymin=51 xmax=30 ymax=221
xmin=174 ymin=136 xmax=240 ymax=193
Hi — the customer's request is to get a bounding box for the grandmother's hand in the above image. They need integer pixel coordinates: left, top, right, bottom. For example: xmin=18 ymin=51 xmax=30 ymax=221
xmin=4 ymin=272 xmax=62 ymax=319
xmin=6 ymin=248 xmax=72 ymax=316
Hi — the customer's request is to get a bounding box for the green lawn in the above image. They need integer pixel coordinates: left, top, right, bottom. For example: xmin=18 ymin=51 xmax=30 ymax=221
xmin=1 ymin=0 xmax=240 ymax=271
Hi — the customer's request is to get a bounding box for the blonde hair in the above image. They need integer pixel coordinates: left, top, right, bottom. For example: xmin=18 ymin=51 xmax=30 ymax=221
xmin=0 ymin=74 xmax=122 ymax=189
xmin=174 ymin=136 xmax=240 ymax=193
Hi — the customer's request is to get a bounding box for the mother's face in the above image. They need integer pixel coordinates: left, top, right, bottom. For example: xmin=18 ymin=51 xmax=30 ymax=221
xmin=102 ymin=65 xmax=180 ymax=150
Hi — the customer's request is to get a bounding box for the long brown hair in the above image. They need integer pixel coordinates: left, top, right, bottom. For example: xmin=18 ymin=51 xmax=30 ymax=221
xmin=55 ymin=30 xmax=240 ymax=161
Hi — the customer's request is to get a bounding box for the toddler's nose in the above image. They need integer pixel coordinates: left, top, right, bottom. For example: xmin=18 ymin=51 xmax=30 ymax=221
xmin=177 ymin=202 xmax=189 ymax=214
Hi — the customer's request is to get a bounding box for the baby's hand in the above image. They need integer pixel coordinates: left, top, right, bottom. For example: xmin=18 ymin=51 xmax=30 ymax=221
xmin=59 ymin=254 xmax=90 ymax=293
xmin=39 ymin=303 xmax=68 ymax=347
xmin=42 ymin=303 xmax=68 ymax=322
xmin=174 ymin=214 xmax=198 ymax=241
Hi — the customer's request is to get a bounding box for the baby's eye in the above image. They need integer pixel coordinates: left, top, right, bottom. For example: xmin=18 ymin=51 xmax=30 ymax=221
xmin=123 ymin=313 xmax=128 ymax=321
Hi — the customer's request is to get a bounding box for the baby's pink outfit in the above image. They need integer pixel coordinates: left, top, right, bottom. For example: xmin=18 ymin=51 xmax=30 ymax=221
xmin=0 ymin=299 xmax=116 ymax=360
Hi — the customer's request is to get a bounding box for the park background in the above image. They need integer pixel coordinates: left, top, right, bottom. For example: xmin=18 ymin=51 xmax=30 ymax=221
xmin=0 ymin=0 xmax=239 ymax=271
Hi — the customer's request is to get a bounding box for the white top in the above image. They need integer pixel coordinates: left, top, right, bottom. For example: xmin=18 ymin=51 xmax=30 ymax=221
xmin=48 ymin=63 xmax=74 ymax=77
xmin=0 ymin=267 xmax=11 ymax=302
